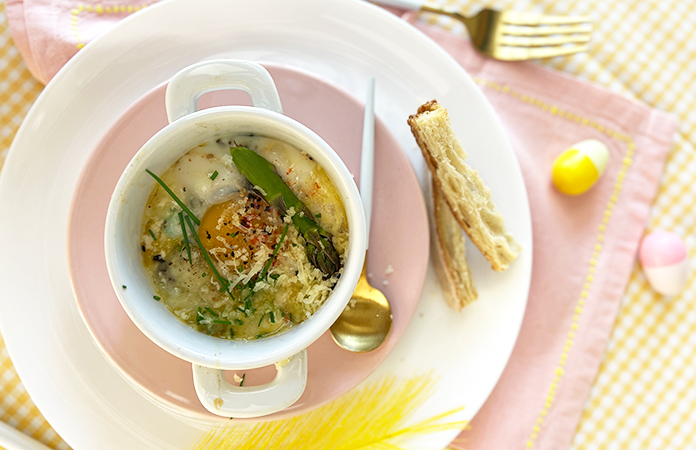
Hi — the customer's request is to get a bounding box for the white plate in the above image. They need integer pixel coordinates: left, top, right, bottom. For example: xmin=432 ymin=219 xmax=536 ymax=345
xmin=0 ymin=0 xmax=532 ymax=448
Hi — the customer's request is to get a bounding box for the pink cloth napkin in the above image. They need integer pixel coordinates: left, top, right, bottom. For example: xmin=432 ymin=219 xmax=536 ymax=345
xmin=6 ymin=2 xmax=679 ymax=449
xmin=410 ymin=23 xmax=678 ymax=450
xmin=6 ymin=0 xmax=143 ymax=84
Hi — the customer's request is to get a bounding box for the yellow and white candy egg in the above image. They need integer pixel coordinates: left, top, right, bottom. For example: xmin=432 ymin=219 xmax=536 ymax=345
xmin=552 ymin=139 xmax=610 ymax=195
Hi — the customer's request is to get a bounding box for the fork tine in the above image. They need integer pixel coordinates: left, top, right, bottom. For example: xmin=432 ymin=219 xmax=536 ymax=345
xmin=501 ymin=10 xmax=592 ymax=26
xmin=499 ymin=34 xmax=590 ymax=47
xmin=496 ymin=44 xmax=588 ymax=60
xmin=501 ymin=23 xmax=592 ymax=36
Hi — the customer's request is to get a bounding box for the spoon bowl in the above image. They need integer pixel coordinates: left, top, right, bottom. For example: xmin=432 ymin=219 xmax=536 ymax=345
xmin=330 ymin=254 xmax=392 ymax=352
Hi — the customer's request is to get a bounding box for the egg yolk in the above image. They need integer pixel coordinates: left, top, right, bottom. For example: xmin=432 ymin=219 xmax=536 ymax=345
xmin=197 ymin=190 xmax=284 ymax=270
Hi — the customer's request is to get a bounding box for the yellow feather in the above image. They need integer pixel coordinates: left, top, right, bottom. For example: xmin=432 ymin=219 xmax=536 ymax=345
xmin=189 ymin=373 xmax=467 ymax=450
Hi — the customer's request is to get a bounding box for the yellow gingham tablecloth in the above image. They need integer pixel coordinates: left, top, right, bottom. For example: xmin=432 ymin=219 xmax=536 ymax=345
xmin=1 ymin=0 xmax=695 ymax=448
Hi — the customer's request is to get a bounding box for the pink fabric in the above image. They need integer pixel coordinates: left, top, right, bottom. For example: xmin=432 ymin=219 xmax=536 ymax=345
xmin=411 ymin=23 xmax=678 ymax=450
xmin=6 ymin=2 xmax=679 ymax=449
xmin=6 ymin=0 xmax=143 ymax=84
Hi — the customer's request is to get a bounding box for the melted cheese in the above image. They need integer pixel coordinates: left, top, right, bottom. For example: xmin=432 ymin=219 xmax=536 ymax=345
xmin=140 ymin=134 xmax=348 ymax=340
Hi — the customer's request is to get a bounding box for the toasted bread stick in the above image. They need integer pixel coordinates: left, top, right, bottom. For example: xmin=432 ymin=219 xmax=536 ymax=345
xmin=409 ymin=100 xmax=520 ymax=271
xmin=431 ymin=179 xmax=478 ymax=310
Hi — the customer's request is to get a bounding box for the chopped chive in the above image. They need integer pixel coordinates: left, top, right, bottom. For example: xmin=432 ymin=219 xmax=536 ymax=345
xmin=210 ymin=170 xmax=219 ymax=181
xmin=236 ymin=307 xmax=248 ymax=317
xmin=122 ymin=285 xmax=127 ymax=289
xmin=179 ymin=212 xmax=193 ymax=266
xmin=315 ymin=213 xmax=321 ymax=218
xmin=270 ymin=274 xmax=280 ymax=281
xmin=213 ymin=319 xmax=232 ymax=325
xmin=256 ymin=334 xmax=263 ymax=339
xmin=239 ymin=373 xmax=246 ymax=387
xmin=241 ymin=280 xmax=257 ymax=309
xmin=288 ymin=313 xmax=294 ymax=323
xmin=202 ymin=273 xmax=207 ymax=277
xmin=260 ymin=223 xmax=289 ymax=280
xmin=204 ymin=306 xmax=219 ymax=317
xmin=280 ymin=310 xmax=286 ymax=318
xmin=291 ymin=243 xmax=296 ymax=247
xmin=184 ymin=215 xmax=235 ymax=300
xmin=234 ymin=319 xmax=244 ymax=325
xmin=232 ymin=231 xmax=239 ymax=238
xmin=177 ymin=242 xmax=183 ymax=252
xmin=242 ymin=291 xmax=254 ymax=309
xmin=146 ymin=169 xmax=200 ymax=225
xmin=269 ymin=311 xmax=275 ymax=323
xmin=196 ymin=307 xmax=204 ymax=325
xmin=153 ymin=295 xmax=161 ymax=301
xmin=258 ymin=313 xmax=265 ymax=327
xmin=230 ymin=328 xmax=234 ymax=338
xmin=148 ymin=229 xmax=157 ymax=240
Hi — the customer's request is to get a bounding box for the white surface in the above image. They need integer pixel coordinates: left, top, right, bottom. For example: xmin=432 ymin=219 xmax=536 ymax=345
xmin=0 ymin=0 xmax=532 ymax=448
xmin=0 ymin=421 xmax=52 ymax=450
xmin=371 ymin=0 xmax=426 ymax=11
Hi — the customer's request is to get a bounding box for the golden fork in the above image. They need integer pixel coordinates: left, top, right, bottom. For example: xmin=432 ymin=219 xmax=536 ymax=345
xmin=373 ymin=0 xmax=592 ymax=60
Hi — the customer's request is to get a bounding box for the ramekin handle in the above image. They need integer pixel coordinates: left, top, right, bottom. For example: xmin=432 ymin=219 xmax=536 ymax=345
xmin=165 ymin=59 xmax=283 ymax=123
xmin=192 ymin=350 xmax=307 ymax=418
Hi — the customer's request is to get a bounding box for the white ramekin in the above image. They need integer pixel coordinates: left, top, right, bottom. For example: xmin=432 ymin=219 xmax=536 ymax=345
xmin=104 ymin=60 xmax=367 ymax=418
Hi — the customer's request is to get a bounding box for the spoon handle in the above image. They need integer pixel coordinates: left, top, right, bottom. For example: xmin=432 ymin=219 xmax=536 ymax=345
xmin=360 ymin=77 xmax=376 ymax=248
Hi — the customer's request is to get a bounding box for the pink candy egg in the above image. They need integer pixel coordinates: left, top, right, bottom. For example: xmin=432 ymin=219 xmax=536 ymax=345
xmin=639 ymin=230 xmax=688 ymax=296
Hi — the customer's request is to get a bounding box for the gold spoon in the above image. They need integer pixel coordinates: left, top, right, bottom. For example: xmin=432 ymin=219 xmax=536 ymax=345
xmin=330 ymin=78 xmax=393 ymax=352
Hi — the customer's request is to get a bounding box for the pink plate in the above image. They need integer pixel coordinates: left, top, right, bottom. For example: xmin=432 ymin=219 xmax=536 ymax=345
xmin=67 ymin=63 xmax=428 ymax=423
